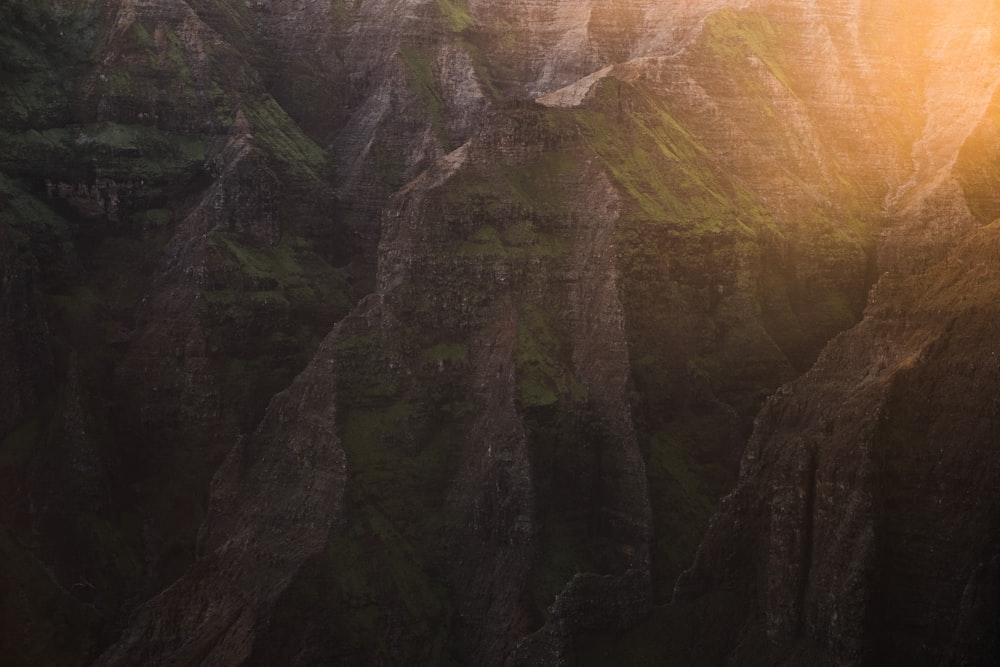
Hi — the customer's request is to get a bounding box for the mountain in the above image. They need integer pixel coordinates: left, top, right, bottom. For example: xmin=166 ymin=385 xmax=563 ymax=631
xmin=1 ymin=0 xmax=998 ymax=665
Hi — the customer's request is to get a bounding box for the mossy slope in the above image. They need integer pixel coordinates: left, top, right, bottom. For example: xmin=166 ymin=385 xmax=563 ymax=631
xmin=0 ymin=3 xmax=357 ymax=664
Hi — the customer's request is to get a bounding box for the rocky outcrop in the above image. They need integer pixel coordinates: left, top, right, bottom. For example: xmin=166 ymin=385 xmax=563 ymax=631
xmin=675 ymin=219 xmax=1000 ymax=665
xmin=0 ymin=2 xmax=353 ymax=664
xmin=94 ymin=0 xmax=351 ymax=601
xmin=87 ymin=0 xmax=993 ymax=662
xmin=665 ymin=4 xmax=1000 ymax=664
xmin=324 ymin=0 xmax=492 ymax=281
xmin=4 ymin=0 xmax=1000 ymax=665
xmin=468 ymin=0 xmax=751 ymax=97
xmin=257 ymin=105 xmax=655 ymax=664
xmin=323 ymin=0 xmax=751 ymax=279
xmin=878 ymin=1 xmax=1000 ymax=275
xmin=535 ymin=0 xmax=920 ymax=601
xmin=96 ymin=331 xmax=347 ymax=667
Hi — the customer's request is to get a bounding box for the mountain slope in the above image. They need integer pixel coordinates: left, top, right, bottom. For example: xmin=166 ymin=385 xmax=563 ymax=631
xmin=672 ymin=216 xmax=1000 ymax=665
xmin=0 ymin=1 xmax=355 ymax=663
xmin=2 ymin=1 xmax=1000 ymax=665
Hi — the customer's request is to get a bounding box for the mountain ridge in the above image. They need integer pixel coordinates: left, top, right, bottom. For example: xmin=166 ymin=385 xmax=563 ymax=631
xmin=2 ymin=0 xmax=999 ymax=664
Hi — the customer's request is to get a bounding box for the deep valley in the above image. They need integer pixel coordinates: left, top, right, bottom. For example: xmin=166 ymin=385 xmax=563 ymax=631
xmin=1 ymin=1 xmax=998 ymax=664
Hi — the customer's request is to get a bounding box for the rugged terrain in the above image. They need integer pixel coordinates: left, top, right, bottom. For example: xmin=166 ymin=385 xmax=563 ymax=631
xmin=1 ymin=0 xmax=998 ymax=665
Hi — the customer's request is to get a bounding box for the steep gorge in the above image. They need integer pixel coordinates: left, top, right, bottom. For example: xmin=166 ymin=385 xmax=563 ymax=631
xmin=2 ymin=1 xmax=999 ymax=665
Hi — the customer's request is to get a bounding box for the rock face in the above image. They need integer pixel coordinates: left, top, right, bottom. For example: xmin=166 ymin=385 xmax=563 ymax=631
xmin=674 ymin=219 xmax=1000 ymax=665
xmin=242 ymin=106 xmax=655 ymax=664
xmin=95 ymin=332 xmax=347 ymax=667
xmin=467 ymin=0 xmax=751 ymax=96
xmin=3 ymin=0 xmax=1000 ymax=665
xmin=1 ymin=1 xmax=353 ymax=664
xmin=664 ymin=2 xmax=1000 ymax=665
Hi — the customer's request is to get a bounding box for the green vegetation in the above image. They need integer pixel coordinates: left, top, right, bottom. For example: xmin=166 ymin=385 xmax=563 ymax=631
xmin=246 ymin=96 xmax=330 ymax=182
xmin=497 ymin=147 xmax=580 ymax=212
xmin=0 ymin=1 xmax=365 ymax=663
xmin=435 ymin=0 xmax=475 ymax=33
xmin=87 ymin=14 xmax=239 ymax=132
xmin=0 ymin=122 xmax=210 ymax=216
xmin=566 ymin=28 xmax=877 ymax=603
xmin=81 ymin=122 xmax=207 ymax=174
xmin=0 ymin=18 xmax=353 ymax=660
xmin=575 ymin=79 xmax=765 ymax=234
xmin=400 ymin=46 xmax=450 ymax=146
xmin=330 ymin=0 xmax=350 ymax=28
xmin=261 ymin=489 xmax=461 ymax=664
xmin=258 ymin=321 xmax=476 ymax=663
xmin=373 ymin=139 xmax=406 ymax=188
xmin=457 ymin=222 xmax=565 ymax=259
xmin=0 ymin=173 xmax=73 ymax=265
xmin=204 ymin=231 xmax=354 ymax=411
xmin=0 ymin=1 xmax=896 ymax=662
xmin=339 ymin=402 xmax=464 ymax=542
xmin=703 ymin=8 xmax=793 ymax=91
xmin=331 ymin=333 xmax=404 ymax=404
xmin=515 ymin=304 xmax=584 ymax=408
xmin=0 ymin=2 xmax=101 ymax=127
xmin=258 ymin=104 xmax=617 ymax=658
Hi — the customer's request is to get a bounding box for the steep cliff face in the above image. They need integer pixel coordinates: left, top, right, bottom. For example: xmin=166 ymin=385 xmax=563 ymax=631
xmin=315 ymin=0 xmax=755 ymax=281
xmin=879 ymin=0 xmax=1000 ymax=275
xmin=545 ymin=1 xmax=917 ymax=601
xmin=467 ymin=0 xmax=750 ymax=96
xmin=0 ymin=1 xmax=354 ymax=663
xmin=234 ymin=1 xmax=949 ymax=661
xmin=241 ymin=104 xmax=654 ymax=665
xmin=661 ymin=2 xmax=1000 ymax=665
xmin=4 ymin=0 xmax=1000 ymax=665
xmin=96 ymin=330 xmax=347 ymax=666
xmin=673 ymin=219 xmax=1000 ymax=666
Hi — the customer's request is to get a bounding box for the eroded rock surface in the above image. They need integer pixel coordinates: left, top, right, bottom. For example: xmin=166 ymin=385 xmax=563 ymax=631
xmin=3 ymin=0 xmax=1000 ymax=665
